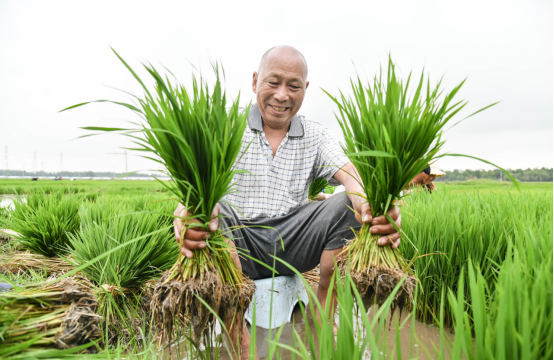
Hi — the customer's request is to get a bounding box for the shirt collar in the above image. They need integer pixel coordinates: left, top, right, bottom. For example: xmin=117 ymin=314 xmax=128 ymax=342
xmin=248 ymin=103 xmax=304 ymax=137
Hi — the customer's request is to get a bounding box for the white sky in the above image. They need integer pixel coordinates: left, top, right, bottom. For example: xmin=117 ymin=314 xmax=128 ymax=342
xmin=0 ymin=0 xmax=552 ymax=174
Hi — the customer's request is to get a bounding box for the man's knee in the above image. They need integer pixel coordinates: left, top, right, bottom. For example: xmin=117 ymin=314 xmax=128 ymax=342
xmin=321 ymin=192 xmax=357 ymax=224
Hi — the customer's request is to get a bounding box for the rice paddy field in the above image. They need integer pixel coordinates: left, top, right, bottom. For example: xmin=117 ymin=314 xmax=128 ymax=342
xmin=0 ymin=179 xmax=552 ymax=360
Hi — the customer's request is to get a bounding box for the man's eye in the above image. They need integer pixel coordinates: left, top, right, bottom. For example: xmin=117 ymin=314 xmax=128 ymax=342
xmin=290 ymin=86 xmax=300 ymax=90
xmin=269 ymin=82 xmax=278 ymax=86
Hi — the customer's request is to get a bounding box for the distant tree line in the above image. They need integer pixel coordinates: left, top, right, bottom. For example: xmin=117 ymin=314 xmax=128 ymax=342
xmin=436 ymin=168 xmax=553 ymax=182
xmin=3 ymin=167 xmax=552 ymax=182
xmin=0 ymin=170 xmax=166 ymax=178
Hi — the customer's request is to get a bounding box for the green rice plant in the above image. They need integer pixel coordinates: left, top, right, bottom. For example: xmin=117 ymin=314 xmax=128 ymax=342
xmin=207 ymin=256 xmax=411 ymax=360
xmin=68 ymin=201 xmax=178 ymax=343
xmin=1 ymin=190 xmax=83 ymax=275
xmin=448 ymin=243 xmax=553 ymax=360
xmin=5 ymin=190 xmax=82 ymax=257
xmin=402 ymin=189 xmax=553 ymax=325
xmin=324 ymin=57 xmax=511 ymax=310
xmin=0 ymin=207 xmax=12 ymax=247
xmin=61 ymin=49 xmax=255 ymax=344
xmin=308 ymin=178 xmax=329 ymax=201
xmin=0 ymin=278 xmax=103 ymax=358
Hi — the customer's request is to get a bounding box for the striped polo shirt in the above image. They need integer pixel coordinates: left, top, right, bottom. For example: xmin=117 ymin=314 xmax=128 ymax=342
xmin=223 ymin=103 xmax=349 ymax=219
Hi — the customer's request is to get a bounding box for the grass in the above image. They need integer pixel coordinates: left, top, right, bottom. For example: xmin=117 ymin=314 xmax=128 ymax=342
xmin=308 ymin=178 xmax=329 ymax=201
xmin=436 ymin=178 xmax=552 ymax=193
xmin=402 ymin=188 xmax=553 ymax=327
xmin=0 ymin=278 xmax=103 ymax=359
xmin=61 ymin=50 xmax=256 ymax=349
xmin=324 ymin=56 xmax=488 ymax=311
xmin=68 ymin=198 xmax=178 ymax=343
xmin=0 ymin=182 xmax=551 ymax=359
xmin=4 ymin=190 xmax=83 ymax=257
xmin=0 ymin=179 xmax=168 ymax=196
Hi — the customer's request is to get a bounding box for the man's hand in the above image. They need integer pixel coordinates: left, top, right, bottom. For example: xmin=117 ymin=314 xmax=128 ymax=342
xmin=351 ymin=196 xmax=402 ymax=249
xmin=174 ymin=203 xmax=220 ymax=258
xmin=333 ymin=162 xmax=402 ymax=249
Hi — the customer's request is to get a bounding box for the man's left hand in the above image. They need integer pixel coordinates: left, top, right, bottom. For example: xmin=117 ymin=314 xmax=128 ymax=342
xmin=352 ymin=196 xmax=402 ymax=249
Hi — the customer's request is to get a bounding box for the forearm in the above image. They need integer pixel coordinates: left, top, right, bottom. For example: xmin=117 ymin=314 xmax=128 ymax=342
xmin=334 ymin=162 xmax=365 ymax=204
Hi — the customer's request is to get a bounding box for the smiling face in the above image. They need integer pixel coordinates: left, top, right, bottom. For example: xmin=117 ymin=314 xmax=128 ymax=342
xmin=252 ymin=46 xmax=309 ymax=129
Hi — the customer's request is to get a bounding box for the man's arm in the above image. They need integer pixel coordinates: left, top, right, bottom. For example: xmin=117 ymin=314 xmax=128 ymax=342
xmin=333 ymin=162 xmax=402 ymax=249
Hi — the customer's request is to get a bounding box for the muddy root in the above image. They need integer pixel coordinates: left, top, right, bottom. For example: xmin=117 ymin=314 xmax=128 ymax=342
xmin=150 ymin=269 xmax=256 ymax=343
xmin=341 ymin=263 xmax=416 ymax=314
xmin=0 ymin=251 xmax=74 ymax=276
xmin=94 ymin=285 xmax=152 ymax=346
xmin=1 ymin=277 xmax=104 ymax=352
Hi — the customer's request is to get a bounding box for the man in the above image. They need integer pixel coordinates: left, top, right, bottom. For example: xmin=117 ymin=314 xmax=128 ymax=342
xmin=407 ymin=165 xmax=431 ymax=188
xmin=424 ymin=174 xmax=437 ymax=192
xmin=173 ymin=45 xmax=401 ymax=358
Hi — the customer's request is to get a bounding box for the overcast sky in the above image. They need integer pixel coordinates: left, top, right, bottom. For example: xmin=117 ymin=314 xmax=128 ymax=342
xmin=0 ymin=0 xmax=552 ymax=174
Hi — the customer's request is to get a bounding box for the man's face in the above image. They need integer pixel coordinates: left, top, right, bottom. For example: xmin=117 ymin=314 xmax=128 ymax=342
xmin=407 ymin=172 xmax=428 ymax=188
xmin=252 ymin=49 xmax=309 ymax=127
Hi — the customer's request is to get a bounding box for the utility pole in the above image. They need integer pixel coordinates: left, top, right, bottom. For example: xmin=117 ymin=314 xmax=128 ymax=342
xmin=41 ymin=162 xmax=44 ymax=177
xmin=125 ymin=151 xmax=128 ymax=180
xmin=2 ymin=146 xmax=7 ymax=178
xmin=32 ymin=151 xmax=37 ymax=176
xmin=59 ymin=153 xmax=64 ymax=177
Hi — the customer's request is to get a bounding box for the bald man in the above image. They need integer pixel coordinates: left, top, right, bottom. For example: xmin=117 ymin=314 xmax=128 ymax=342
xmin=173 ymin=45 xmax=401 ymax=358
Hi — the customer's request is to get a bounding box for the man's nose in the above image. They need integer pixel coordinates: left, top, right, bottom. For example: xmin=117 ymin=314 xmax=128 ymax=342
xmin=273 ymin=84 xmax=289 ymax=102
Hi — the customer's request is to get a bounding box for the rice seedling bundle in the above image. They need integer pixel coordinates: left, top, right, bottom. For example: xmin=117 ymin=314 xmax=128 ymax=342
xmin=325 ymin=57 xmax=502 ymax=310
xmin=308 ymin=177 xmax=330 ymax=201
xmin=68 ymin=200 xmax=177 ymax=343
xmin=1 ymin=190 xmax=82 ymax=275
xmin=61 ymin=52 xmax=255 ymax=344
xmin=0 ymin=277 xmax=103 ymax=358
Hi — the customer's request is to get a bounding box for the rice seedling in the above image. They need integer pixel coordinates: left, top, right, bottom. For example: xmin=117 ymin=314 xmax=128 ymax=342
xmin=5 ymin=190 xmax=82 ymax=257
xmin=61 ymin=49 xmax=255 ymax=347
xmin=0 ymin=277 xmax=103 ymax=358
xmin=324 ymin=57 xmax=509 ymax=311
xmin=402 ymin=189 xmax=553 ymax=325
xmin=67 ymin=201 xmax=178 ymax=344
xmin=448 ymin=241 xmax=552 ymax=360
xmin=1 ymin=190 xmax=83 ymax=275
xmin=308 ymin=178 xmax=330 ymax=201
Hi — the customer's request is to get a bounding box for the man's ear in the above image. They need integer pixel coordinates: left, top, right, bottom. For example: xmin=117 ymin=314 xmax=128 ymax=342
xmin=252 ymin=72 xmax=258 ymax=94
xmin=305 ymin=80 xmax=310 ymax=90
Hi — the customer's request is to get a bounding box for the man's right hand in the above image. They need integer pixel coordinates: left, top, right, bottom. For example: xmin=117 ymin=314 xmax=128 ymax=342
xmin=174 ymin=203 xmax=220 ymax=258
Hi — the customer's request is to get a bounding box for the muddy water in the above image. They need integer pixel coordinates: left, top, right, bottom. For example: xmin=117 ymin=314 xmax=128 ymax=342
xmin=0 ymin=194 xmax=18 ymax=210
xmin=167 ymin=285 xmax=453 ymax=360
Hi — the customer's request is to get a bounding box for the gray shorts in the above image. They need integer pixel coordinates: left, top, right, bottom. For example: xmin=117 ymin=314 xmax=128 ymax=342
xmin=219 ymin=193 xmax=361 ymax=280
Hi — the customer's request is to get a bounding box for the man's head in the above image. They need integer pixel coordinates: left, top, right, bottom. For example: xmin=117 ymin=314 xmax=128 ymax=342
xmin=252 ymin=45 xmax=309 ymax=129
xmin=424 ymin=175 xmax=436 ymax=185
xmin=406 ymin=165 xmax=431 ymax=188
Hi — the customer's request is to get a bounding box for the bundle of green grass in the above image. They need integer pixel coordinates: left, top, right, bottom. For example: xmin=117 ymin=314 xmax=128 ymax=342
xmin=308 ymin=177 xmax=330 ymax=201
xmin=62 ymin=50 xmax=255 ymax=344
xmin=0 ymin=206 xmax=11 ymax=246
xmin=0 ymin=277 xmax=103 ymax=358
xmin=325 ymin=57 xmax=504 ymax=311
xmin=1 ymin=190 xmax=83 ymax=275
xmin=67 ymin=199 xmax=177 ymax=343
